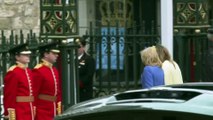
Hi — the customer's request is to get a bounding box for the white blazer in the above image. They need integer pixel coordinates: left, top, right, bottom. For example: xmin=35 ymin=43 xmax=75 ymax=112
xmin=162 ymin=60 xmax=183 ymax=85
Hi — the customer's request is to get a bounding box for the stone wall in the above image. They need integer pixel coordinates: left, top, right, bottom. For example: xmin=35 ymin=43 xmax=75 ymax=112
xmin=0 ymin=0 xmax=92 ymax=38
xmin=0 ymin=0 xmax=40 ymax=37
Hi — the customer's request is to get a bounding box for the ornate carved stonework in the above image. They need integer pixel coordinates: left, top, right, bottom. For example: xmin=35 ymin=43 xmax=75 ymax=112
xmin=40 ymin=0 xmax=78 ymax=39
xmin=99 ymin=0 xmax=133 ymax=27
xmin=174 ymin=0 xmax=209 ymax=28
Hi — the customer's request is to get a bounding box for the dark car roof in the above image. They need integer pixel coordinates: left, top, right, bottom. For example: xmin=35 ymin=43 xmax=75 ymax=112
xmin=55 ymin=85 xmax=213 ymax=120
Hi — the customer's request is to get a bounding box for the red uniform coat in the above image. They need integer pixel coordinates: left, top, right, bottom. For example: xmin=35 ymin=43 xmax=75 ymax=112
xmin=32 ymin=61 xmax=62 ymax=120
xmin=3 ymin=64 xmax=35 ymax=120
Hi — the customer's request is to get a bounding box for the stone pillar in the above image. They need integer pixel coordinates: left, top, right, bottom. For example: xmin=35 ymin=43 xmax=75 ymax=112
xmin=78 ymin=0 xmax=95 ymax=36
xmin=160 ymin=0 xmax=173 ymax=58
xmin=78 ymin=0 xmax=88 ymax=36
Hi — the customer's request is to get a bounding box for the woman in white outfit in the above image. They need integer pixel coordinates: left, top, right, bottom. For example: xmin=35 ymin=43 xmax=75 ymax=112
xmin=155 ymin=45 xmax=183 ymax=85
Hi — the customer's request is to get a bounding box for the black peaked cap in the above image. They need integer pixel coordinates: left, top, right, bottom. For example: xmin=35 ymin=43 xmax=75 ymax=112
xmin=9 ymin=43 xmax=31 ymax=55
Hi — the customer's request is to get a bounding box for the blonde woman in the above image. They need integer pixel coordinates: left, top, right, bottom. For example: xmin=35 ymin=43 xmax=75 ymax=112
xmin=140 ymin=46 xmax=164 ymax=89
xmin=155 ymin=44 xmax=183 ymax=85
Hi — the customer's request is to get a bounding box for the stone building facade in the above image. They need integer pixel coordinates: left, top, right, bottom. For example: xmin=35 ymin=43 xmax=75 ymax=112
xmin=0 ymin=0 xmax=95 ymax=38
xmin=0 ymin=0 xmax=40 ymax=37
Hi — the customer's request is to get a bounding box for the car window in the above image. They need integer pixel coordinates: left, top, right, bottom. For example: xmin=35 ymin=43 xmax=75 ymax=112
xmin=115 ymin=90 xmax=201 ymax=101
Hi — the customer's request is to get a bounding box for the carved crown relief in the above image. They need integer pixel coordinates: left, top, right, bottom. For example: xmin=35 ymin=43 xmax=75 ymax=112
xmin=99 ymin=0 xmax=133 ymax=27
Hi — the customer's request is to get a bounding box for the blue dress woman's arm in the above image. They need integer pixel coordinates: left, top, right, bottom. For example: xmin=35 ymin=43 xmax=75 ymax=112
xmin=141 ymin=67 xmax=153 ymax=89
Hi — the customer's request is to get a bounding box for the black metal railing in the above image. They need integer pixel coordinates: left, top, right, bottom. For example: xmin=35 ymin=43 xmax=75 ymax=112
xmin=83 ymin=21 xmax=160 ymax=97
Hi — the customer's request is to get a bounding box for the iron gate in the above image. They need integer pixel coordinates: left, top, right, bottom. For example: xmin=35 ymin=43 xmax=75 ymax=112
xmin=83 ymin=21 xmax=160 ymax=97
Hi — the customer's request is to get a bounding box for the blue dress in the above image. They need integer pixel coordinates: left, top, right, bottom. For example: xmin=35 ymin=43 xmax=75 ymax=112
xmin=141 ymin=66 xmax=164 ymax=89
